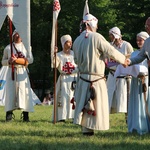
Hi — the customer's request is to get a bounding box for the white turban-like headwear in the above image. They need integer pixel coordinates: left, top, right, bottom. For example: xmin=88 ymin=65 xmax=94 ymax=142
xmin=83 ymin=14 xmax=98 ymax=29
xmin=61 ymin=35 xmax=72 ymax=49
xmin=12 ymin=30 xmax=18 ymax=37
xmin=137 ymin=31 xmax=149 ymax=40
xmin=109 ymin=27 xmax=122 ymax=39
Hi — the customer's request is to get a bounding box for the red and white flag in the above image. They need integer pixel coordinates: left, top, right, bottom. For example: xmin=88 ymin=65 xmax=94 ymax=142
xmin=83 ymin=0 xmax=89 ymax=18
xmin=51 ymin=0 xmax=61 ymax=68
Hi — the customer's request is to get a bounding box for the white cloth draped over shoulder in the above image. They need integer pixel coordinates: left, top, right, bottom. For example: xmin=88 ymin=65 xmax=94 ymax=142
xmin=114 ymin=64 xmax=148 ymax=78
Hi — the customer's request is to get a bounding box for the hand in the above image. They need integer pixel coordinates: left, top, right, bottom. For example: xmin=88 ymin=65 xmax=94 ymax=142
xmin=8 ymin=55 xmax=17 ymax=64
xmin=123 ymin=58 xmax=131 ymax=68
xmin=54 ymin=46 xmax=58 ymax=53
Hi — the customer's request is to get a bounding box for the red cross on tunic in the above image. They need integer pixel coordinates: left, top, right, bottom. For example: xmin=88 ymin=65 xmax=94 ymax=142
xmin=62 ymin=62 xmax=75 ymax=74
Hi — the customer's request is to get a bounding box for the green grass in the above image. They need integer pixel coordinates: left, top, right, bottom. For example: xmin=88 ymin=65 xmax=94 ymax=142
xmin=0 ymin=105 xmax=150 ymax=150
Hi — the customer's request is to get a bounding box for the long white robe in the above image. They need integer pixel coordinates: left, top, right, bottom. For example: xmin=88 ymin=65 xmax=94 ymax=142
xmin=73 ymin=30 xmax=126 ymax=131
xmin=1 ymin=42 xmax=35 ymax=112
xmin=107 ymin=41 xmax=133 ymax=113
xmin=52 ymin=50 xmax=78 ymax=121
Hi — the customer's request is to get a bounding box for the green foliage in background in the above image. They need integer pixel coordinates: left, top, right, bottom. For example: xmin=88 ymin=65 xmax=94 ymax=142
xmin=0 ymin=0 xmax=150 ymax=98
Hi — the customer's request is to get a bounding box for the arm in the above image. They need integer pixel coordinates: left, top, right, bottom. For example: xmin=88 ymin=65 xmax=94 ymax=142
xmin=97 ymin=34 xmax=126 ymax=65
xmin=52 ymin=47 xmax=60 ymax=69
xmin=130 ymin=44 xmax=146 ymax=65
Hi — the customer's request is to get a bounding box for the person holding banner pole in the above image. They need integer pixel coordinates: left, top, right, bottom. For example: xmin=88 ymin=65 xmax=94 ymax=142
xmin=1 ymin=30 xmax=34 ymax=122
xmin=52 ymin=35 xmax=78 ymax=122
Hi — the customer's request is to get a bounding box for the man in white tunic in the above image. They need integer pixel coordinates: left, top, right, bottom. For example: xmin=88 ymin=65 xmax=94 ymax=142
xmin=73 ymin=14 xmax=127 ymax=135
xmin=52 ymin=35 xmax=78 ymax=122
xmin=1 ymin=31 xmax=34 ymax=122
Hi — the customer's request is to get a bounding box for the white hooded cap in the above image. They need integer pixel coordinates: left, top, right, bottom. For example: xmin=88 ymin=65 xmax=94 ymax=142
xmin=61 ymin=35 xmax=72 ymax=49
xmin=12 ymin=30 xmax=19 ymax=39
xmin=109 ymin=27 xmax=122 ymax=39
xmin=83 ymin=14 xmax=98 ymax=29
xmin=137 ymin=31 xmax=149 ymax=40
xmin=12 ymin=30 xmax=18 ymax=36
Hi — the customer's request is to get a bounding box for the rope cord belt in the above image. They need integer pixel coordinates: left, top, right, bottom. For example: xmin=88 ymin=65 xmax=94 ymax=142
xmin=80 ymin=76 xmax=105 ymax=84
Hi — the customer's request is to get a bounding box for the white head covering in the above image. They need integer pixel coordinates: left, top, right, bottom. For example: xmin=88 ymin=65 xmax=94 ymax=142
xmin=137 ymin=31 xmax=149 ymax=40
xmin=12 ymin=29 xmax=18 ymax=37
xmin=109 ymin=27 xmax=122 ymax=39
xmin=61 ymin=35 xmax=72 ymax=49
xmin=83 ymin=14 xmax=98 ymax=29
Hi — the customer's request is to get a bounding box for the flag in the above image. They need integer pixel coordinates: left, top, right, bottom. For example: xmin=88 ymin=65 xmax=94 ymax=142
xmin=83 ymin=0 xmax=89 ymax=18
xmin=0 ymin=0 xmax=31 ymax=55
xmin=51 ymin=0 xmax=61 ymax=68
xmin=80 ymin=0 xmax=89 ymax=33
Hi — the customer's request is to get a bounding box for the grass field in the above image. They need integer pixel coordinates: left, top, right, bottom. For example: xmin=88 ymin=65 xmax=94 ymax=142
xmin=0 ymin=105 xmax=150 ymax=150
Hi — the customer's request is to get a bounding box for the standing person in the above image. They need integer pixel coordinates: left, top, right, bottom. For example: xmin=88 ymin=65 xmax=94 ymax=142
xmin=128 ymin=31 xmax=149 ymax=135
xmin=107 ymin=27 xmax=133 ymax=122
xmin=126 ymin=17 xmax=150 ymax=69
xmin=52 ymin=35 xmax=78 ymax=122
xmin=1 ymin=30 xmax=34 ymax=122
xmin=125 ymin=17 xmax=150 ymax=130
xmin=73 ymin=13 xmax=127 ymax=136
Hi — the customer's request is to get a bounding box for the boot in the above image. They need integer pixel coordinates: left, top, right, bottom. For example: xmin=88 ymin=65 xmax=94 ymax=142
xmin=21 ymin=111 xmax=30 ymax=122
xmin=6 ymin=111 xmax=15 ymax=121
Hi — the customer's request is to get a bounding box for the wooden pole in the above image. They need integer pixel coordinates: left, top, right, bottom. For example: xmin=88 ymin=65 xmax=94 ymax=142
xmin=53 ymin=21 xmax=58 ymax=124
xmin=8 ymin=17 xmax=14 ymax=80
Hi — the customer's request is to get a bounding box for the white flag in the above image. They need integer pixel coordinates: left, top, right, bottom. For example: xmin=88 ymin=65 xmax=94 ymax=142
xmin=51 ymin=0 xmax=61 ymax=68
xmin=0 ymin=0 xmax=31 ymax=54
xmin=83 ymin=0 xmax=89 ymax=18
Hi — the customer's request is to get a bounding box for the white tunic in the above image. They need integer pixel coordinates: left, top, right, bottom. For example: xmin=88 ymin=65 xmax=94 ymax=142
xmin=52 ymin=50 xmax=78 ymax=121
xmin=73 ymin=30 xmax=126 ymax=130
xmin=107 ymin=41 xmax=133 ymax=113
xmin=1 ymin=42 xmax=34 ymax=112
